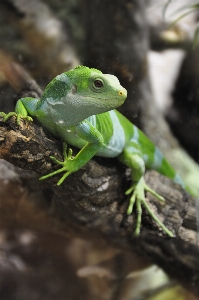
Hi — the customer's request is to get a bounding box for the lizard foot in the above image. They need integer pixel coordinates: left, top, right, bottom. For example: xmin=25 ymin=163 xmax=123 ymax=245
xmin=0 ymin=112 xmax=33 ymax=125
xmin=40 ymin=143 xmax=73 ymax=186
xmin=126 ymin=177 xmax=173 ymax=237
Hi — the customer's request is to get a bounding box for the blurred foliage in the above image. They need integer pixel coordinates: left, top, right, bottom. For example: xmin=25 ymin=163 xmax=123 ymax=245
xmin=163 ymin=0 xmax=199 ymax=48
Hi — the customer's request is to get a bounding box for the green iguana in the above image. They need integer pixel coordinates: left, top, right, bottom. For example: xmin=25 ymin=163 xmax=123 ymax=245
xmin=0 ymin=66 xmax=193 ymax=237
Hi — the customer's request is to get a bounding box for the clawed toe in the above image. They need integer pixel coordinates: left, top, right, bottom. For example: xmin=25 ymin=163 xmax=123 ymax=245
xmin=126 ymin=177 xmax=174 ymax=237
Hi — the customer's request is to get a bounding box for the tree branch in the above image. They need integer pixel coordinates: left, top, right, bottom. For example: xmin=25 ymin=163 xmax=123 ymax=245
xmin=0 ymin=115 xmax=199 ymax=295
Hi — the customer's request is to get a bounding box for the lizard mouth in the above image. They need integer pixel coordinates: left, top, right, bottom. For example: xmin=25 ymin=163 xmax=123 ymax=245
xmin=86 ymin=96 xmax=126 ymax=108
xmin=86 ymin=95 xmax=126 ymax=103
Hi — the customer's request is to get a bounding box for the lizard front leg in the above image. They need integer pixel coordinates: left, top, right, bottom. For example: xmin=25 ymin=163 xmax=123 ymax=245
xmin=0 ymin=97 xmax=40 ymax=124
xmin=40 ymin=120 xmax=104 ymax=185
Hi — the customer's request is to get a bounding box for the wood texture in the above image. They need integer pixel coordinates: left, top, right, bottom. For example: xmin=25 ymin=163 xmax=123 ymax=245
xmin=0 ymin=116 xmax=199 ymax=296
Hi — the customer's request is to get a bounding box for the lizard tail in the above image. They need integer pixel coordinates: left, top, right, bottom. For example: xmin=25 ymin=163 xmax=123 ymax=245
xmin=144 ymin=145 xmax=185 ymax=189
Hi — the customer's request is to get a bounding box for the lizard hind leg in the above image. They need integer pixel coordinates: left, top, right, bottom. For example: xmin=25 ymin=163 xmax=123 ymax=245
xmin=119 ymin=149 xmax=174 ymax=237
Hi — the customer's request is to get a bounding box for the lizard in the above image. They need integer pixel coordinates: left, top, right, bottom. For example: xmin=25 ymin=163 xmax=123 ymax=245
xmin=0 ymin=65 xmax=187 ymax=237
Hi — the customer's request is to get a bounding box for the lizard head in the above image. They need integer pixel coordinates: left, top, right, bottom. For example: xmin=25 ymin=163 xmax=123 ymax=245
xmin=41 ymin=66 xmax=128 ymax=126
xmin=66 ymin=66 xmax=127 ymax=113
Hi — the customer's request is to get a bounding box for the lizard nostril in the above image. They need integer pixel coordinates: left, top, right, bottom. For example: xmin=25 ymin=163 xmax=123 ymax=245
xmin=118 ymin=91 xmax=124 ymax=96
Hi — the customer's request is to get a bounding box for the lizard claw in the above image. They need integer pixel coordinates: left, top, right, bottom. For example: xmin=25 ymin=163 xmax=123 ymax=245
xmin=126 ymin=177 xmax=173 ymax=237
xmin=0 ymin=111 xmax=33 ymax=125
xmin=40 ymin=143 xmax=74 ymax=185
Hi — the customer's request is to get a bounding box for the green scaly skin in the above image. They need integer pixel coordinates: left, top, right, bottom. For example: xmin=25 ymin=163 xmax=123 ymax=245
xmin=1 ymin=65 xmax=187 ymax=237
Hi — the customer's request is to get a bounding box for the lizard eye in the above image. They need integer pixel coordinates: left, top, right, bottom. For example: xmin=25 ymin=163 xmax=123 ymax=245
xmin=93 ymin=79 xmax=104 ymax=88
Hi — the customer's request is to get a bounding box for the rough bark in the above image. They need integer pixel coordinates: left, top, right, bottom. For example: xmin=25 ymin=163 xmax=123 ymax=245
xmin=0 ymin=116 xmax=199 ymax=296
xmin=0 ymin=0 xmax=199 ymax=297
